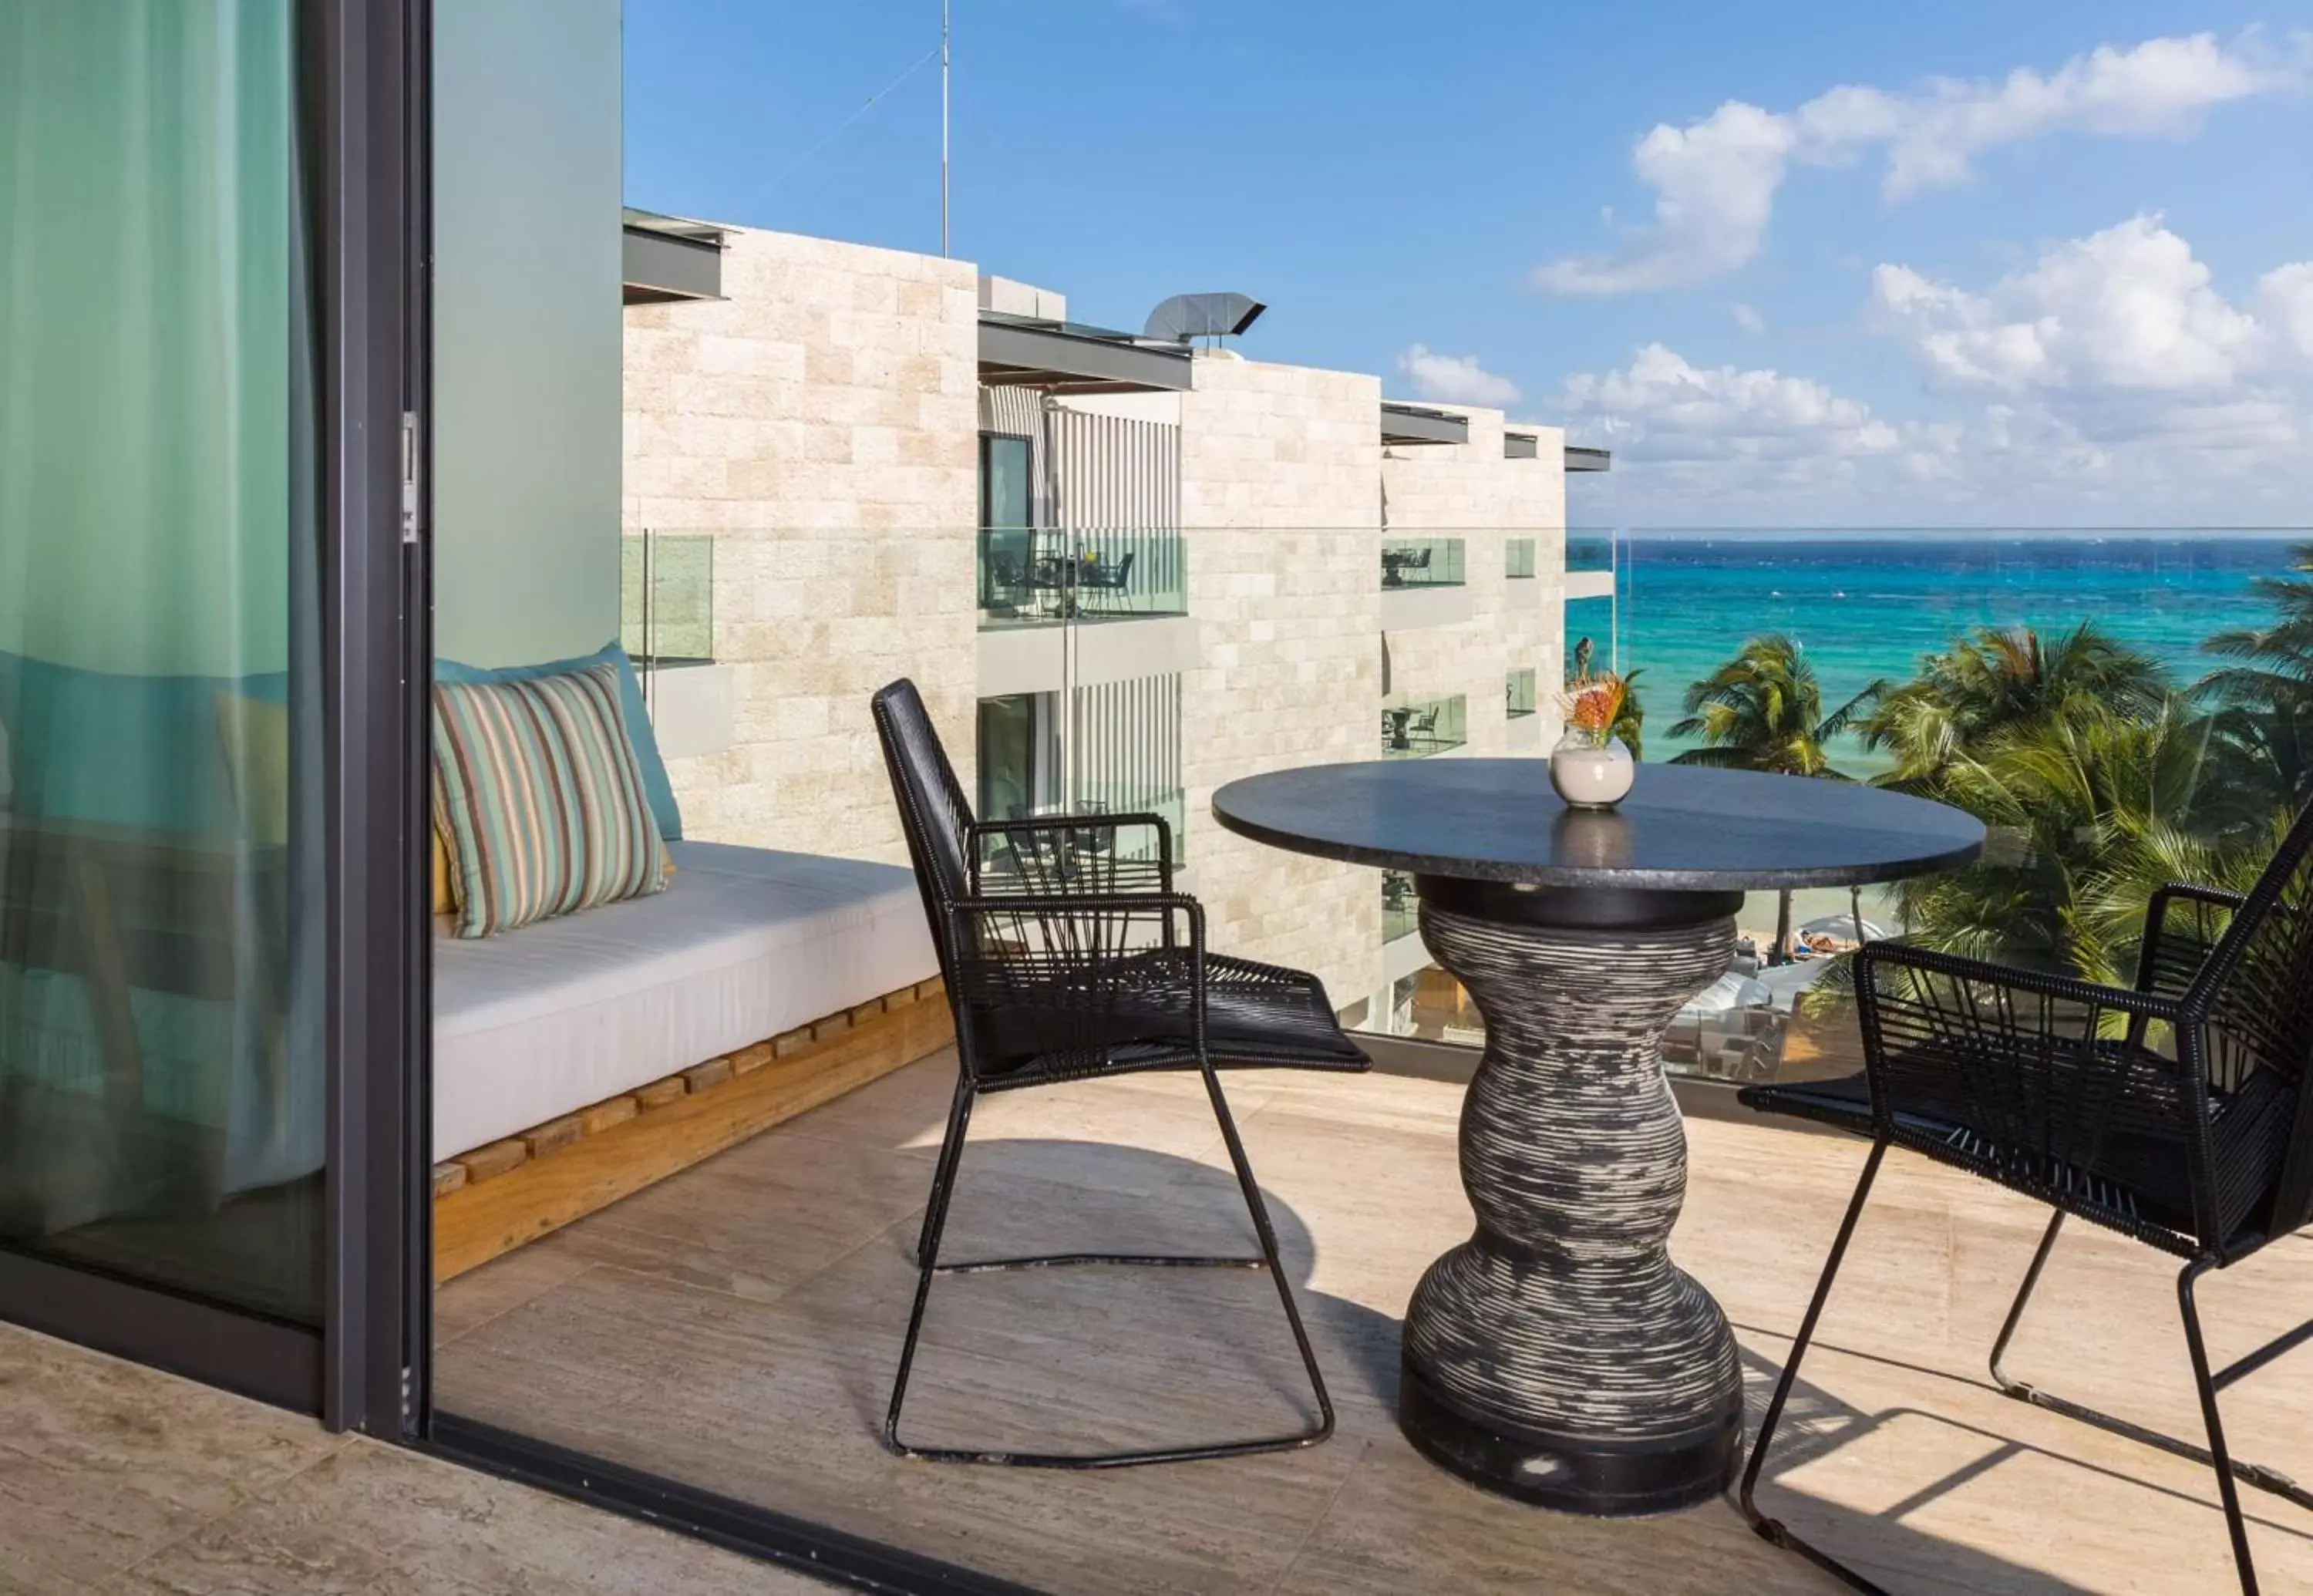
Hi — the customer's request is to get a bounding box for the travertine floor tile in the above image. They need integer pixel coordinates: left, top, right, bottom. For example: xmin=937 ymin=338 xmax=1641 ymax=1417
xmin=0 ymin=1324 xmax=831 ymax=1595
xmin=104 ymin=1439 xmax=826 ymax=1595
xmin=423 ymin=1052 xmax=2313 ymax=1594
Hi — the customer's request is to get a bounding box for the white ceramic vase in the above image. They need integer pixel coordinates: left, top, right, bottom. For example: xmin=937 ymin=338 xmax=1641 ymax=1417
xmin=1550 ymin=732 xmax=1635 ymax=810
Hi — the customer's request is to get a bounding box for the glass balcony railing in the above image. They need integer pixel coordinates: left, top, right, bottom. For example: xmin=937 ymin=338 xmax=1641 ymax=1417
xmin=621 ymin=530 xmax=715 ymax=663
xmin=1566 ymin=531 xmax=1616 ymax=574
xmin=978 ymin=526 xmax=1187 ymax=629
xmin=1506 ymin=667 xmax=1537 ymax=718
xmin=1506 ymin=537 xmax=1537 ymax=579
xmin=1364 ymin=526 xmax=2313 ymax=1099
xmin=1380 ymin=537 xmax=1466 ymax=589
xmin=1382 ymin=693 xmax=1466 ymax=757
xmin=1382 ymin=869 xmax=1418 ymax=943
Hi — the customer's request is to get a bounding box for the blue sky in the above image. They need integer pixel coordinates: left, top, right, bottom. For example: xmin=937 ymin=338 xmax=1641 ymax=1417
xmin=626 ymin=2 xmax=2313 ymax=527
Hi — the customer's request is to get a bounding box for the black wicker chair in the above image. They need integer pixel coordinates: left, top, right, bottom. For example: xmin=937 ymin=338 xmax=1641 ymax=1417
xmin=870 ymin=678 xmax=1369 ymax=1469
xmin=1736 ymin=801 xmax=2313 ymax=1594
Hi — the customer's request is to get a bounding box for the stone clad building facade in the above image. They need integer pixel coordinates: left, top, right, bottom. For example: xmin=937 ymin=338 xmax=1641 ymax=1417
xmin=621 ymin=217 xmax=1584 ymax=1028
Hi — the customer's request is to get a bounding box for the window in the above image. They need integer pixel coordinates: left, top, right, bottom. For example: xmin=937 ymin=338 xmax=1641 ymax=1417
xmin=1507 ymin=667 xmax=1538 ymax=718
xmin=976 ymin=691 xmax=1061 ymax=823
xmin=979 ymin=433 xmax=1032 ymax=530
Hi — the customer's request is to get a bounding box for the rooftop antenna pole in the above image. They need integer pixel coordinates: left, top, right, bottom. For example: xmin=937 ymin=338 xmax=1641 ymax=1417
xmin=940 ymin=0 xmax=951 ymax=257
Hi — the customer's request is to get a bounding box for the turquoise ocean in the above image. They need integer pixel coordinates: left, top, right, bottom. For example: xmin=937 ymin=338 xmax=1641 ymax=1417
xmin=1565 ymin=534 xmax=2310 ymax=769
xmin=1564 ymin=533 xmax=2309 ymax=934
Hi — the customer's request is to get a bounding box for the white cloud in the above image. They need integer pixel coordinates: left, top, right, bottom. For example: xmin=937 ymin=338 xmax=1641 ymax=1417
xmin=1534 ymin=32 xmax=2298 ymax=295
xmin=1397 ymin=343 xmax=1521 ymax=406
xmin=1871 ymin=217 xmax=2263 ymax=394
xmin=1535 ymin=103 xmax=1794 ymax=294
xmin=1731 ymin=302 xmax=1767 ymax=335
xmin=1549 ymin=221 xmax=2313 ymax=520
xmin=1870 ymin=218 xmax=2310 ymax=471
xmin=2261 ymin=262 xmax=2313 ymax=362
xmin=1551 ymin=344 xmax=1952 ymax=503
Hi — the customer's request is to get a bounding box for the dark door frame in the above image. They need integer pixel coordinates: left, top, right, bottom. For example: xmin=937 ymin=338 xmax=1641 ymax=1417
xmin=318 ymin=0 xmax=429 ymax=1437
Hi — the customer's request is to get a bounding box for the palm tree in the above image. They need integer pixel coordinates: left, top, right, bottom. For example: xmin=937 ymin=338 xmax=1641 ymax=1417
xmin=1670 ymin=636 xmax=1880 ymax=777
xmin=1670 ymin=636 xmax=1882 ymax=959
xmin=1611 ymin=668 xmax=1646 ymax=760
xmin=1860 ymin=622 xmax=2168 ymax=792
xmin=2197 ymin=543 xmax=2313 ymax=810
xmin=1887 ymin=699 xmax=2238 ymax=984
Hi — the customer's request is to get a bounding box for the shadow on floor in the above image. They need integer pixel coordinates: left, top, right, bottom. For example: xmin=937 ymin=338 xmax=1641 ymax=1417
xmin=436 ymin=1116 xmax=2292 ymax=1594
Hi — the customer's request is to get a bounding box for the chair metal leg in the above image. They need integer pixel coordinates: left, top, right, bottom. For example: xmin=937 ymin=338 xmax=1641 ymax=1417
xmin=886 ymin=1078 xmax=975 ymax=1457
xmin=884 ymin=1066 xmax=1336 ymax=1469
xmin=2182 ymin=1258 xmax=2260 ymax=1595
xmin=1739 ymin=1137 xmax=1890 ymax=1595
xmin=1989 ymin=1212 xmax=2313 ymax=1522
xmin=1988 ymin=1209 xmax=2065 ymax=1392
xmin=911 ymin=1073 xmax=975 ymax=1270
xmin=1194 ymin=1055 xmax=1336 ymax=1449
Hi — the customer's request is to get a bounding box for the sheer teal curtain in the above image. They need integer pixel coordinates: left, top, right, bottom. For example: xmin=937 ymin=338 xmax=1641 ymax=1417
xmin=0 ymin=0 xmax=322 ymax=1319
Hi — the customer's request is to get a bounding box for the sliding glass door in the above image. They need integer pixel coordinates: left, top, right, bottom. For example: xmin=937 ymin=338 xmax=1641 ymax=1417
xmin=0 ymin=0 xmax=330 ymax=1395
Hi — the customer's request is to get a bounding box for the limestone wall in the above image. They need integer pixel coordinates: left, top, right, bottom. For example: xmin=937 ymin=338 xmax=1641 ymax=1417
xmin=1381 ymin=412 xmax=1569 ymax=753
xmin=622 ymin=226 xmax=981 ymax=864
xmin=1175 ymin=353 xmax=1384 ymax=1011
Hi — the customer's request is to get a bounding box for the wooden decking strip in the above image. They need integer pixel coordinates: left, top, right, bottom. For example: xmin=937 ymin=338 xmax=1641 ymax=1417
xmin=430 ymin=977 xmax=951 ymax=1281
xmin=434 ymin=976 xmax=943 ymax=1196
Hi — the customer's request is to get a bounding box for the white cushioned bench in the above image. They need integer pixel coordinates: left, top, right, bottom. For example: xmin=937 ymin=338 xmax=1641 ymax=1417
xmin=433 ymin=842 xmax=936 ymax=1160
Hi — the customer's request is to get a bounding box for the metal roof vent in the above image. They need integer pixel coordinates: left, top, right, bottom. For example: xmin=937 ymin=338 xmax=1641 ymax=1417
xmin=1143 ymin=292 xmax=1266 ymax=345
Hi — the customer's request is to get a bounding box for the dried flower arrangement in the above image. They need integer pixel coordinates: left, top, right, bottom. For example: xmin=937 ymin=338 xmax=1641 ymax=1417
xmin=1561 ymin=672 xmax=1630 ymax=747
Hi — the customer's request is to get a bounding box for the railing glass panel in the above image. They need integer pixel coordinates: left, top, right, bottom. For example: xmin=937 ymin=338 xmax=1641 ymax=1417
xmin=1381 ymin=693 xmax=1467 ymax=758
xmin=1506 ymin=537 xmax=1537 ymax=579
xmin=978 ymin=526 xmax=1187 ymax=629
xmin=1566 ymin=531 xmax=1616 ymax=574
xmin=1380 ymin=537 xmax=1466 ymax=588
xmin=1506 ymin=667 xmax=1537 ymax=719
xmin=621 ymin=530 xmax=715 ymax=663
xmin=1362 ymin=527 xmax=2313 ymax=1096
xmin=1382 ymin=870 xmax=1419 ymax=944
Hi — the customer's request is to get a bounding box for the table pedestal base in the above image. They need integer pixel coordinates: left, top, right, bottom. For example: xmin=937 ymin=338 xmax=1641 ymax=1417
xmin=1402 ymin=880 xmax=1745 ymax=1517
xmin=1399 ymin=1356 xmax=1740 ymax=1514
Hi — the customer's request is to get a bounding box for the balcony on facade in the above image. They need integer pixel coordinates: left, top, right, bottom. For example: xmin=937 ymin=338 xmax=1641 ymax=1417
xmin=620 ymin=527 xmax=732 ymax=763
xmin=1379 ymin=536 xmax=1471 ymax=629
xmin=1381 ymin=692 xmax=1467 ymax=759
xmin=977 ymin=527 xmax=1187 ymax=630
xmin=1505 ymin=665 xmax=1541 ymax=749
xmin=1566 ymin=530 xmax=1618 ymax=601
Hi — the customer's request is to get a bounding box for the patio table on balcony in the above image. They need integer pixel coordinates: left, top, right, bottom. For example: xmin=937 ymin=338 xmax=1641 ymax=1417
xmin=1211 ymin=759 xmax=1982 ymax=1517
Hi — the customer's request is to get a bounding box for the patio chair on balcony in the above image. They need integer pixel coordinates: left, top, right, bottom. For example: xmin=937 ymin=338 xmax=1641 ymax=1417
xmin=870 ymin=678 xmax=1369 ymax=1469
xmin=1380 ymin=546 xmax=1430 ymax=588
xmin=1736 ymin=801 xmax=2313 ymax=1594
xmin=1078 ymin=548 xmax=1136 ymax=617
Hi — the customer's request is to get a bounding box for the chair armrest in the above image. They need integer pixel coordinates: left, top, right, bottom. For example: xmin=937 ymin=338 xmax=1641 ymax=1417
xmin=2135 ymin=883 xmax=2247 ymax=996
xmin=967 ymin=813 xmax=1175 ymax=896
xmin=1857 ymin=939 xmax=2184 ymax=1025
xmin=1853 ymin=939 xmax=2192 ymax=1144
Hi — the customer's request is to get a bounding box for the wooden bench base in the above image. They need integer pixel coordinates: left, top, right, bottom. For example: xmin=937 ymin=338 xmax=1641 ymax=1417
xmin=433 ymin=980 xmax=954 ymax=1282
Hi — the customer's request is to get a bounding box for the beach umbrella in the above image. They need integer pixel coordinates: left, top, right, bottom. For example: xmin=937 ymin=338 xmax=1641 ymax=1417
xmin=1680 ymin=971 xmax=1772 ymax=1019
xmin=1755 ymin=960 xmax=1833 ymax=1013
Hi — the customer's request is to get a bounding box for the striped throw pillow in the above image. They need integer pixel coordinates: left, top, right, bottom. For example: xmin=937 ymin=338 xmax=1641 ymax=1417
xmin=431 ymin=664 xmax=670 ymax=938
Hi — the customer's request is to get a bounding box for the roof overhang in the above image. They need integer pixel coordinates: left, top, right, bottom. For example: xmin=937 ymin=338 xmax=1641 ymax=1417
xmin=1380 ymin=402 xmax=1469 ymax=447
xmin=978 ymin=312 xmax=1194 ymax=393
xmin=1503 ymin=430 xmax=1538 ymax=460
xmin=623 ymin=208 xmax=725 ymax=305
xmin=1566 ymin=446 xmax=1613 ymax=473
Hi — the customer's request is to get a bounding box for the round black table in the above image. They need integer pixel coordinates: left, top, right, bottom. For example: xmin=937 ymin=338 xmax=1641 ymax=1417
xmin=1211 ymin=759 xmax=1984 ymax=1516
